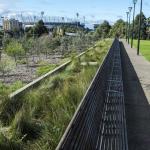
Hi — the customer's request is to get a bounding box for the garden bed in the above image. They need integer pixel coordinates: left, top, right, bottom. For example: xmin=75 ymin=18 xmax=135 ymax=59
xmin=0 ymin=39 xmax=112 ymax=150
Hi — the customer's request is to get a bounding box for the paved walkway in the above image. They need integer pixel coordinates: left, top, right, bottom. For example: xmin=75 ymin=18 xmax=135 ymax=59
xmin=121 ymin=41 xmax=150 ymax=150
xmin=122 ymin=41 xmax=150 ymax=103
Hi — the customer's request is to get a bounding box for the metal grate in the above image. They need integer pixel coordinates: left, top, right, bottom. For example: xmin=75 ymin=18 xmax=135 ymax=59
xmin=56 ymin=39 xmax=128 ymax=150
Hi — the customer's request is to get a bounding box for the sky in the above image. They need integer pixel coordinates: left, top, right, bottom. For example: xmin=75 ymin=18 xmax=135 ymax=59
xmin=0 ymin=0 xmax=150 ymax=24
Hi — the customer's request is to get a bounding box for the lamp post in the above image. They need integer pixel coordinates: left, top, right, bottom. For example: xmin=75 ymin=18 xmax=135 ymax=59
xmin=128 ymin=7 xmax=132 ymax=44
xmin=131 ymin=0 xmax=138 ymax=48
xmin=126 ymin=12 xmax=129 ymax=42
xmin=137 ymin=0 xmax=143 ymax=55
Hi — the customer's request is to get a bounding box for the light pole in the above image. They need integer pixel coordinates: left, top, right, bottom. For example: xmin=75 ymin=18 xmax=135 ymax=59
xmin=131 ymin=0 xmax=138 ymax=48
xmin=128 ymin=7 xmax=132 ymax=44
xmin=126 ymin=12 xmax=129 ymax=42
xmin=137 ymin=0 xmax=143 ymax=55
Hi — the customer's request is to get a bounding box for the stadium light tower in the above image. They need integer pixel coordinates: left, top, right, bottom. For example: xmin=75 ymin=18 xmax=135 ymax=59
xmin=128 ymin=7 xmax=132 ymax=44
xmin=41 ymin=11 xmax=44 ymax=20
xmin=137 ymin=0 xmax=142 ymax=55
xmin=126 ymin=12 xmax=129 ymax=42
xmin=131 ymin=0 xmax=138 ymax=48
xmin=76 ymin=13 xmax=79 ymax=28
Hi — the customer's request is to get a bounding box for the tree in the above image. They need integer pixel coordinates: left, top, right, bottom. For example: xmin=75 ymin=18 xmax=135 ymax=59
xmin=0 ymin=57 xmax=15 ymax=81
xmin=34 ymin=20 xmax=48 ymax=37
xmin=25 ymin=27 xmax=34 ymax=38
xmin=109 ymin=19 xmax=126 ymax=38
xmin=5 ymin=40 xmax=25 ymax=64
xmin=146 ymin=17 xmax=150 ymax=39
xmin=95 ymin=21 xmax=111 ymax=38
xmin=133 ymin=12 xmax=147 ymax=40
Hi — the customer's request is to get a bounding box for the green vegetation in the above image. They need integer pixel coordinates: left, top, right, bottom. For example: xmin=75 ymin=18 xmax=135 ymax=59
xmin=0 ymin=56 xmax=16 ymax=80
xmin=132 ymin=12 xmax=147 ymax=40
xmin=95 ymin=19 xmax=126 ymax=38
xmin=0 ymin=39 xmax=112 ymax=150
xmin=25 ymin=20 xmax=48 ymax=38
xmin=133 ymin=40 xmax=150 ymax=61
xmin=95 ymin=20 xmax=111 ymax=38
xmin=94 ymin=12 xmax=150 ymax=39
xmin=0 ymin=81 xmax=24 ymax=102
xmin=5 ymin=40 xmax=25 ymax=57
xmin=109 ymin=19 xmax=126 ymax=38
xmin=36 ymin=63 xmax=58 ymax=76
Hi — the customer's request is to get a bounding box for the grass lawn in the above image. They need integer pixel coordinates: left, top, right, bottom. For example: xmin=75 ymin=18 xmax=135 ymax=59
xmin=132 ymin=39 xmax=150 ymax=61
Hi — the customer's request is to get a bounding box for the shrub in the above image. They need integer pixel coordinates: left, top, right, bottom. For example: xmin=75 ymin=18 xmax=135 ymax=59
xmin=11 ymin=109 xmax=43 ymax=142
xmin=0 ymin=98 xmax=23 ymax=125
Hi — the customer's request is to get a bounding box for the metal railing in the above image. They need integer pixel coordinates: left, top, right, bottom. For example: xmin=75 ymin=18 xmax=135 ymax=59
xmin=56 ymin=39 xmax=128 ymax=150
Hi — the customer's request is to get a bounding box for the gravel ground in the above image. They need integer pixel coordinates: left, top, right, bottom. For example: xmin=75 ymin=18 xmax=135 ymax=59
xmin=0 ymin=53 xmax=64 ymax=85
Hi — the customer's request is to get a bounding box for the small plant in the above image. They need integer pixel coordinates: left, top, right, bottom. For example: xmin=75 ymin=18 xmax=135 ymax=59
xmin=0 ymin=57 xmax=15 ymax=81
xmin=5 ymin=40 xmax=25 ymax=64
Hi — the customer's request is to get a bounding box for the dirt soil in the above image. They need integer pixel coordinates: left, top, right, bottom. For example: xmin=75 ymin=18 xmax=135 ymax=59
xmin=0 ymin=53 xmax=63 ymax=84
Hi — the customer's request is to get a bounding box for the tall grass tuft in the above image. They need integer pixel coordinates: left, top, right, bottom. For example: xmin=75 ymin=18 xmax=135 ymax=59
xmin=11 ymin=106 xmax=43 ymax=142
xmin=0 ymin=133 xmax=22 ymax=150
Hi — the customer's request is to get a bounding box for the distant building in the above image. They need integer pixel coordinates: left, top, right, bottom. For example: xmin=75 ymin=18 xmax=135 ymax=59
xmin=24 ymin=21 xmax=84 ymax=30
xmin=3 ymin=19 xmax=23 ymax=31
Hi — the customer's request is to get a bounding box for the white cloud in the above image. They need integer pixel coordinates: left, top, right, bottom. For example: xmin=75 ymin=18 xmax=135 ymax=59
xmin=0 ymin=0 xmax=21 ymax=14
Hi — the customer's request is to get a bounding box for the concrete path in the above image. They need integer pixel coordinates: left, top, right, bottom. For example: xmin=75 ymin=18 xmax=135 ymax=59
xmin=122 ymin=41 xmax=150 ymax=103
xmin=121 ymin=41 xmax=150 ymax=150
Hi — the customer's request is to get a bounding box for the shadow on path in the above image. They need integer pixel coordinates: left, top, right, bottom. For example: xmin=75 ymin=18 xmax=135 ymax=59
xmin=120 ymin=42 xmax=150 ymax=150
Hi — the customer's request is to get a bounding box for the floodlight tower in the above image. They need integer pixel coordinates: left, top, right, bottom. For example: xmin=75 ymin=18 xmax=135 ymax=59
xmin=76 ymin=12 xmax=79 ymax=28
xmin=41 ymin=11 xmax=44 ymax=21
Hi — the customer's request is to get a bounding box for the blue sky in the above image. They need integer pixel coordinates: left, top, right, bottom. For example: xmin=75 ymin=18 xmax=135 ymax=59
xmin=0 ymin=0 xmax=150 ymax=23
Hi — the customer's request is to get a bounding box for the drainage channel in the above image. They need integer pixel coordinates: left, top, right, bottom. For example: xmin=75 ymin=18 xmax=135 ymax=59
xmin=56 ymin=39 xmax=128 ymax=150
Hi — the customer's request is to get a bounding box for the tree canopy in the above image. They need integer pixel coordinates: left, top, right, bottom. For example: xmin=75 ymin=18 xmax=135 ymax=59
xmin=133 ymin=12 xmax=147 ymax=40
xmin=95 ymin=21 xmax=111 ymax=38
xmin=109 ymin=19 xmax=126 ymax=38
xmin=34 ymin=20 xmax=48 ymax=37
xmin=5 ymin=40 xmax=25 ymax=57
xmin=25 ymin=20 xmax=48 ymax=37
